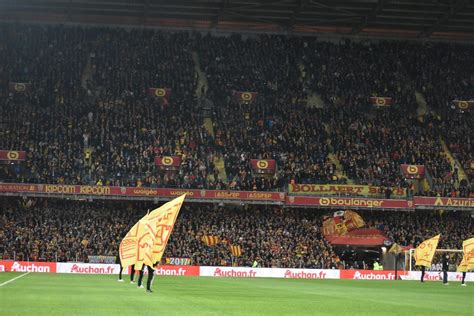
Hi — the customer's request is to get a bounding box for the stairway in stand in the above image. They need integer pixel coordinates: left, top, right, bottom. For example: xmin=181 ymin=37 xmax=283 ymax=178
xmin=192 ymin=51 xmax=227 ymax=183
xmin=324 ymin=124 xmax=353 ymax=184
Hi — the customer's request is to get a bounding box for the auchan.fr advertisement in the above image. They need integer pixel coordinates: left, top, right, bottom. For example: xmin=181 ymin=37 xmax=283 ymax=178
xmin=200 ymin=266 xmax=340 ymax=279
xmin=128 ymin=265 xmax=200 ymax=277
xmin=57 ymin=262 xmax=121 ymax=274
xmin=0 ymin=260 xmax=56 ymax=273
xmin=1 ymin=261 xmax=472 ymax=282
xmin=340 ymin=270 xmax=404 ymax=280
xmin=401 ymin=271 xmax=474 ymax=282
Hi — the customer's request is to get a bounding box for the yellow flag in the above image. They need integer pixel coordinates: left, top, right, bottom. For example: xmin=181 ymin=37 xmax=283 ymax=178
xmin=414 ymin=234 xmax=440 ymax=268
xmin=119 ymin=212 xmax=151 ymax=269
xmin=119 ymin=194 xmax=186 ymax=269
xmin=389 ymin=243 xmax=403 ymax=255
xmin=457 ymin=237 xmax=474 ymax=272
xmin=146 ymin=194 xmax=186 ymax=267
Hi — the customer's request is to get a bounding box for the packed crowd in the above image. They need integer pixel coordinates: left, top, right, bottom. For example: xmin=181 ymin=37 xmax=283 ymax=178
xmin=0 ymin=23 xmax=472 ymax=196
xmin=1 ymin=198 xmax=471 ymax=269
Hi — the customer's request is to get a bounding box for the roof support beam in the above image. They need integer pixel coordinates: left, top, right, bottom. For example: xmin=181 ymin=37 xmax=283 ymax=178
xmin=352 ymin=0 xmax=389 ymax=34
xmin=288 ymin=0 xmax=306 ymax=27
xmin=211 ymin=0 xmax=228 ymax=28
xmin=418 ymin=0 xmax=468 ymax=37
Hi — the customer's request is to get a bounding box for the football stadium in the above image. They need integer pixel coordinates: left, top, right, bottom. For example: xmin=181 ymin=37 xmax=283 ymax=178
xmin=0 ymin=0 xmax=473 ymax=315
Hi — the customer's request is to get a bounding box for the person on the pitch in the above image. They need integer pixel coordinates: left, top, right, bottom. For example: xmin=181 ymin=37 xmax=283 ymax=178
xmin=420 ymin=265 xmax=426 ymax=283
xmin=442 ymin=254 xmax=449 ymax=285
xmin=136 ymin=264 xmax=155 ymax=293
xmin=461 ymin=271 xmax=467 ymax=286
xmin=136 ymin=265 xmax=146 ymax=288
xmin=117 ymin=256 xmax=136 ymax=283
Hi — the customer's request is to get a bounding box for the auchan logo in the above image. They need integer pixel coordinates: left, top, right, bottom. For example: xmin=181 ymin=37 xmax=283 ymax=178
xmin=155 ymin=267 xmax=186 ymax=276
xmin=353 ymin=271 xmax=395 ymax=280
xmin=213 ymin=268 xmax=256 ymax=278
xmin=70 ymin=264 xmax=114 ymax=274
xmin=11 ymin=261 xmax=52 ymax=273
xmin=284 ymin=270 xmax=327 ymax=279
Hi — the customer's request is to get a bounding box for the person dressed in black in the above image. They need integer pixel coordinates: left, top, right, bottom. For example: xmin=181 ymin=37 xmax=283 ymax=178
xmin=442 ymin=254 xmax=449 ymax=285
xmin=420 ymin=265 xmax=426 ymax=283
xmin=461 ymin=271 xmax=467 ymax=286
xmin=117 ymin=256 xmax=136 ymax=283
xmin=136 ymin=264 xmax=155 ymax=293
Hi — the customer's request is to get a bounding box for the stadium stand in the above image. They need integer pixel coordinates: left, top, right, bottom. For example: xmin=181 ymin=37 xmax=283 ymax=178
xmin=0 ymin=23 xmax=472 ymax=198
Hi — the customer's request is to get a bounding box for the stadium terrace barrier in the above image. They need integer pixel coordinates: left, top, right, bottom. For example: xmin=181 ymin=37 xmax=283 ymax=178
xmin=1 ymin=261 xmax=473 ymax=281
xmin=413 ymin=197 xmax=474 ymax=209
xmin=0 ymin=183 xmax=285 ymax=205
xmin=285 ymin=196 xmax=413 ymax=209
xmin=1 ymin=182 xmax=473 ymax=210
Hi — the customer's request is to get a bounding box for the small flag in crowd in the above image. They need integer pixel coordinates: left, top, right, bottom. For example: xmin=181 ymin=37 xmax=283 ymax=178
xmin=201 ymin=235 xmax=220 ymax=247
xmin=9 ymin=82 xmax=32 ymax=93
xmin=230 ymin=245 xmax=242 ymax=257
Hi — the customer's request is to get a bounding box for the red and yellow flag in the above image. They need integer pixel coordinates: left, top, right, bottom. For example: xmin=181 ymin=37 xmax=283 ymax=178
xmin=202 ymin=235 xmax=220 ymax=247
xmin=119 ymin=194 xmax=186 ymax=270
xmin=457 ymin=237 xmax=474 ymax=272
xmin=230 ymin=245 xmax=242 ymax=257
xmin=414 ymin=234 xmax=440 ymax=267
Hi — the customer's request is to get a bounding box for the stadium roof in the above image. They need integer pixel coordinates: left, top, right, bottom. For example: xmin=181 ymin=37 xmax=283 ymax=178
xmin=1 ymin=0 xmax=474 ymax=41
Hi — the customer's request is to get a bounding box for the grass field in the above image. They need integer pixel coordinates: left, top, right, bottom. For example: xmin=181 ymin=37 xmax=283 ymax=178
xmin=0 ymin=273 xmax=472 ymax=316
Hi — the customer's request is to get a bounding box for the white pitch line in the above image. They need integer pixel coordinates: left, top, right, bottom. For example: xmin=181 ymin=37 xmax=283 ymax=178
xmin=0 ymin=272 xmax=31 ymax=287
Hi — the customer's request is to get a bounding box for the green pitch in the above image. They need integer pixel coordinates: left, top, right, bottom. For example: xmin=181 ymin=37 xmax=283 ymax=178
xmin=0 ymin=273 xmax=472 ymax=316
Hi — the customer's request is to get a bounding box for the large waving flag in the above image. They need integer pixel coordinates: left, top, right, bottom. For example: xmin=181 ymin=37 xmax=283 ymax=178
xmin=457 ymin=237 xmax=474 ymax=272
xmin=119 ymin=194 xmax=186 ymax=270
xmin=414 ymin=234 xmax=440 ymax=267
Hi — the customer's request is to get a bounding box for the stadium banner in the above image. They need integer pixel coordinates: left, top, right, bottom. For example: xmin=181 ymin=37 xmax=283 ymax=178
xmin=0 ymin=150 xmax=26 ymax=161
xmin=165 ymin=257 xmax=192 ymax=266
xmin=400 ymin=164 xmax=425 ymax=179
xmin=0 ymin=183 xmax=285 ymax=203
xmin=0 ymin=260 xmax=56 ymax=273
xmin=233 ymin=91 xmax=258 ymax=103
xmin=340 ymin=270 xmax=405 ymax=280
xmin=452 ymin=100 xmax=474 ymax=111
xmin=154 ymin=156 xmax=182 ymax=170
xmin=250 ymin=159 xmax=276 ymax=175
xmin=57 ymin=262 xmax=120 ymax=274
xmin=148 ymin=88 xmax=171 ymax=99
xmin=401 ymin=271 xmax=474 ymax=282
xmin=369 ymin=97 xmax=393 ymax=107
xmin=200 ymin=266 xmax=339 ymax=279
xmin=8 ymin=82 xmax=32 ymax=93
xmin=413 ymin=197 xmax=474 ymax=209
xmin=288 ymin=183 xmax=406 ymax=197
xmin=286 ymin=196 xmax=412 ymax=209
xmin=87 ymin=255 xmax=116 ymax=264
